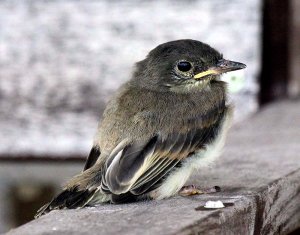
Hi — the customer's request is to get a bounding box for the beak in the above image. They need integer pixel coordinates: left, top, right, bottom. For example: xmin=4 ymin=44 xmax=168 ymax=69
xmin=194 ymin=59 xmax=246 ymax=80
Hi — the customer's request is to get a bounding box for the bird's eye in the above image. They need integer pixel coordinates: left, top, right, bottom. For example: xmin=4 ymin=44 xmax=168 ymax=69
xmin=177 ymin=61 xmax=192 ymax=72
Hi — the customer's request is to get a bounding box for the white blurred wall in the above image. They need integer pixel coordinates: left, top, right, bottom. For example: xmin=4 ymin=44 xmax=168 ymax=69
xmin=0 ymin=0 xmax=261 ymax=157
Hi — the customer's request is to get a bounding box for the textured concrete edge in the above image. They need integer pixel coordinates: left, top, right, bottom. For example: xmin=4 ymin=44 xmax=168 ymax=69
xmin=5 ymin=170 xmax=300 ymax=235
xmin=253 ymin=169 xmax=300 ymax=235
xmin=175 ymin=195 xmax=256 ymax=235
xmin=175 ymin=169 xmax=300 ymax=235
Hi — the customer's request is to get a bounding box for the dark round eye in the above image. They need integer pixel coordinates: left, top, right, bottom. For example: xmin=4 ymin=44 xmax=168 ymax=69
xmin=177 ymin=61 xmax=192 ymax=72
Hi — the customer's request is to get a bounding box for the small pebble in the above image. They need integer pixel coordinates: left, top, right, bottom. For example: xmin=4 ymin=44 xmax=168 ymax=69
xmin=204 ymin=200 xmax=225 ymax=209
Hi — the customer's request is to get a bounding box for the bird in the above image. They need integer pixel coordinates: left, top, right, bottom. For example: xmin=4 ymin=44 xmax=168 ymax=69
xmin=35 ymin=39 xmax=246 ymax=218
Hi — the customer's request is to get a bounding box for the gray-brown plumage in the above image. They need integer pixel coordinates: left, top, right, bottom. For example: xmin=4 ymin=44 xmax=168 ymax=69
xmin=36 ymin=39 xmax=246 ymax=218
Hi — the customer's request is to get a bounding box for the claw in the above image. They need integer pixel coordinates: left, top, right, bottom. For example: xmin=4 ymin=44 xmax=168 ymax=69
xmin=179 ymin=185 xmax=221 ymax=196
xmin=179 ymin=185 xmax=203 ymax=196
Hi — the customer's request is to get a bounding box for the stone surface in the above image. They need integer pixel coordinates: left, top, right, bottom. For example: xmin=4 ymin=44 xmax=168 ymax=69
xmin=0 ymin=0 xmax=261 ymax=157
xmin=6 ymin=100 xmax=300 ymax=235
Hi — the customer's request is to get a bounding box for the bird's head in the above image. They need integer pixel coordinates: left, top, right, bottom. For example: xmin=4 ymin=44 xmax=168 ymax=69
xmin=133 ymin=39 xmax=246 ymax=93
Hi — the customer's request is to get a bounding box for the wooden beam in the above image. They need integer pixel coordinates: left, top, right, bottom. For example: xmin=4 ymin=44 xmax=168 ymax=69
xmin=288 ymin=0 xmax=300 ymax=97
xmin=7 ymin=100 xmax=300 ymax=235
xmin=259 ymin=0 xmax=290 ymax=104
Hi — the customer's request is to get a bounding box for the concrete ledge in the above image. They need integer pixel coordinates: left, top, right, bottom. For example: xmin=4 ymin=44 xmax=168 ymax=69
xmin=6 ymin=100 xmax=300 ymax=235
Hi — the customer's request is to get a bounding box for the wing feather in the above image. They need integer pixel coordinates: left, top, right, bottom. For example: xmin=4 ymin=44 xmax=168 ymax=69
xmin=101 ymin=107 xmax=226 ymax=196
xmin=83 ymin=147 xmax=101 ymax=171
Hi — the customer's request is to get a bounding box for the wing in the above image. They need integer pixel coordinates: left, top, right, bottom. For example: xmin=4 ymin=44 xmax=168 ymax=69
xmin=83 ymin=146 xmax=101 ymax=171
xmin=100 ymin=109 xmax=225 ymax=196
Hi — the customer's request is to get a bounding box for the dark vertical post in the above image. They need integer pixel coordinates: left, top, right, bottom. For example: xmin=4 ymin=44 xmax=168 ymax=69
xmin=289 ymin=0 xmax=300 ymax=97
xmin=259 ymin=0 xmax=290 ymax=105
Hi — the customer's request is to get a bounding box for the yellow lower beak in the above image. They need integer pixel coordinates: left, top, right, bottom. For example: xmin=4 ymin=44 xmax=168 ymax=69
xmin=194 ymin=69 xmax=219 ymax=79
xmin=193 ymin=59 xmax=246 ymax=80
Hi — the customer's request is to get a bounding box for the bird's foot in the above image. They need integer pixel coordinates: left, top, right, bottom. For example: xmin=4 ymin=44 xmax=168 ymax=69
xmin=179 ymin=185 xmax=221 ymax=196
xmin=179 ymin=185 xmax=202 ymax=196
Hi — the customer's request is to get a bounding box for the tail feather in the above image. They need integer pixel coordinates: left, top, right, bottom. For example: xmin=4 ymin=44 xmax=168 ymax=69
xmin=35 ymin=163 xmax=106 ymax=218
xmin=35 ymin=187 xmax=97 ymax=218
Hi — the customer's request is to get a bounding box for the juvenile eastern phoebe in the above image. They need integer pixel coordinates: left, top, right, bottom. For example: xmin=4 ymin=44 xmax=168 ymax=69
xmin=36 ymin=39 xmax=246 ymax=218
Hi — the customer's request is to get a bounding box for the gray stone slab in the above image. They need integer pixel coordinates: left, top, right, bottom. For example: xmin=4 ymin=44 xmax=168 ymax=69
xmin=6 ymin=100 xmax=300 ymax=235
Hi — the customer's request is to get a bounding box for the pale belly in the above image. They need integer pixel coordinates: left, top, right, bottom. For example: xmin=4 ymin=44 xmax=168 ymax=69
xmin=150 ymin=107 xmax=233 ymax=200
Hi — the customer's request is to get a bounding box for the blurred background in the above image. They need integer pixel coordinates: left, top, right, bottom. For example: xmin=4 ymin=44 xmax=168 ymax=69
xmin=0 ymin=0 xmax=299 ymax=233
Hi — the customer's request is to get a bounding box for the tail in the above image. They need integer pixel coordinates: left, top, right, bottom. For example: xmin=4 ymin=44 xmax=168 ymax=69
xmin=35 ymin=186 xmax=98 ymax=218
xmin=35 ymin=164 xmax=105 ymax=218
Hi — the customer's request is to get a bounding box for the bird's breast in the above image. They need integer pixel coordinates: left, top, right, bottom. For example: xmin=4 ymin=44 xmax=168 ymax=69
xmin=96 ymin=84 xmax=227 ymax=155
xmin=150 ymin=106 xmax=233 ymax=200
